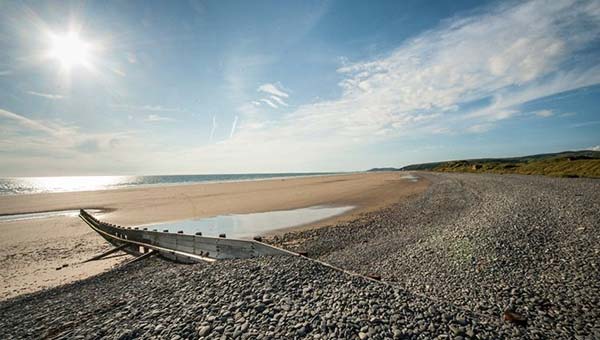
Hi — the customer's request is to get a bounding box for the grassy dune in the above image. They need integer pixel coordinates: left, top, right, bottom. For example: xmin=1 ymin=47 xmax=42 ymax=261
xmin=402 ymin=150 xmax=600 ymax=178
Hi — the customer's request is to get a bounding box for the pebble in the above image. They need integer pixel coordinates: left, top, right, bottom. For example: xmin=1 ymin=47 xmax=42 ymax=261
xmin=198 ymin=325 xmax=211 ymax=337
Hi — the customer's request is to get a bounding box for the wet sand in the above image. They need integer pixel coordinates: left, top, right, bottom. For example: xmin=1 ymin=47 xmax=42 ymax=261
xmin=0 ymin=172 xmax=427 ymax=300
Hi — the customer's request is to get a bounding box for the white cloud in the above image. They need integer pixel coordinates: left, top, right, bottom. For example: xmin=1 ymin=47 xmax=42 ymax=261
xmin=258 ymin=83 xmax=289 ymax=98
xmin=229 ymin=116 xmax=238 ymax=138
xmin=325 ymin=0 xmax=600 ymax=135
xmin=534 ymin=109 xmax=554 ymax=117
xmin=27 ymin=91 xmax=64 ymax=100
xmin=246 ymin=83 xmax=290 ymax=111
xmin=260 ymin=98 xmax=278 ymax=108
xmin=209 ymin=115 xmax=217 ymax=141
xmin=269 ymin=95 xmax=288 ymax=107
xmin=145 ymin=114 xmax=175 ymax=122
xmin=0 ymin=70 xmax=11 ymax=76
xmin=588 ymin=145 xmax=600 ymax=151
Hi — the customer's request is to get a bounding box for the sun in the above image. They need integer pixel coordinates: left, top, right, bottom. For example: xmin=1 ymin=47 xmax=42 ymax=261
xmin=47 ymin=31 xmax=93 ymax=70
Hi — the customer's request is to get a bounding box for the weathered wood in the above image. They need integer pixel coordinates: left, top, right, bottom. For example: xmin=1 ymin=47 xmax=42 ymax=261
xmin=82 ymin=244 xmax=128 ymax=263
xmin=79 ymin=209 xmax=296 ymax=263
xmin=123 ymin=250 xmax=156 ymax=265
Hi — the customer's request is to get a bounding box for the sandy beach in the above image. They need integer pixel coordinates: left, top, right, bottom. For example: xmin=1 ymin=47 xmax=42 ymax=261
xmin=0 ymin=172 xmax=427 ymax=300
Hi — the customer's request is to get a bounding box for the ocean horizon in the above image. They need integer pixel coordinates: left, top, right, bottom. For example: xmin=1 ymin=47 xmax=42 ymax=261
xmin=0 ymin=172 xmax=342 ymax=196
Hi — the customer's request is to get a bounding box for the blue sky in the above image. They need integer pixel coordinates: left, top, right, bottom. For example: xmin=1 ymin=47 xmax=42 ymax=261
xmin=0 ymin=0 xmax=599 ymax=176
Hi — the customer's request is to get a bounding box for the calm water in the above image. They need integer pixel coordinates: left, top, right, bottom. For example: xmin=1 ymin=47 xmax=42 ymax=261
xmin=0 ymin=173 xmax=339 ymax=196
xmin=142 ymin=205 xmax=355 ymax=238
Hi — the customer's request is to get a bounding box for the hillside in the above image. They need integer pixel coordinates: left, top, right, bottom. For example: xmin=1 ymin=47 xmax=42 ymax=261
xmin=401 ymin=150 xmax=600 ymax=178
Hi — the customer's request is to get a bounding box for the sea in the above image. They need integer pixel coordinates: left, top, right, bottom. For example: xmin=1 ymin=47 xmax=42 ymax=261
xmin=0 ymin=173 xmax=340 ymax=196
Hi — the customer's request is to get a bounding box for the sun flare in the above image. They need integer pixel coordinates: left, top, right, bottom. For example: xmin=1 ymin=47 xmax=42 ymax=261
xmin=47 ymin=31 xmax=93 ymax=70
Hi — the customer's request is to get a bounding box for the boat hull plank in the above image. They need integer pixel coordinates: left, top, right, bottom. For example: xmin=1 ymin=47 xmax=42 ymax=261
xmin=79 ymin=209 xmax=295 ymax=263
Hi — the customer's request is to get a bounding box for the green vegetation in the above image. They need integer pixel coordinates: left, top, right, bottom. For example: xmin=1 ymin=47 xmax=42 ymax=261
xmin=401 ymin=150 xmax=600 ymax=178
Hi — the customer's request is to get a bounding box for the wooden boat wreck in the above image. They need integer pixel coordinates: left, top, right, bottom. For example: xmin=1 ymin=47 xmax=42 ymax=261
xmin=79 ymin=209 xmax=295 ymax=264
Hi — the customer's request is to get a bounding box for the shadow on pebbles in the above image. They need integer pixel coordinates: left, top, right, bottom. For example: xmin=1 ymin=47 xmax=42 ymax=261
xmin=1 ymin=256 xmax=507 ymax=339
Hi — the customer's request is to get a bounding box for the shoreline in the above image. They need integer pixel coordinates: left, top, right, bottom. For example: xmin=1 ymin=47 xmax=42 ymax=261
xmin=0 ymin=171 xmax=427 ymax=301
xmin=0 ymin=172 xmax=352 ymax=198
xmin=0 ymin=172 xmax=428 ymax=224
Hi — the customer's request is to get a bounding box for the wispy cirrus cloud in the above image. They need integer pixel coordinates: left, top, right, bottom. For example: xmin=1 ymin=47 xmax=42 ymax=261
xmin=229 ymin=116 xmax=238 ymax=138
xmin=279 ymin=0 xmax=598 ymax=139
xmin=251 ymin=83 xmax=289 ymax=110
xmin=209 ymin=115 xmax=217 ymax=141
xmin=27 ymin=91 xmax=65 ymax=100
xmin=258 ymin=83 xmax=288 ymax=98
xmin=269 ymin=95 xmax=288 ymax=107
xmin=0 ymin=108 xmax=58 ymax=135
xmin=0 ymin=107 xmax=137 ymax=163
xmin=325 ymin=0 xmax=600 ymax=136
xmin=260 ymin=98 xmax=278 ymax=109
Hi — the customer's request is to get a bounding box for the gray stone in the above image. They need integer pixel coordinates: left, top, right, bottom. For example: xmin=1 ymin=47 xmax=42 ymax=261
xmin=198 ymin=326 xmax=211 ymax=337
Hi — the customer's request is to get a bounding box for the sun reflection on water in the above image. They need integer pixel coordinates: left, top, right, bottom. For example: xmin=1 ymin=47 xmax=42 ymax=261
xmin=0 ymin=173 xmax=340 ymax=195
xmin=21 ymin=176 xmax=130 ymax=194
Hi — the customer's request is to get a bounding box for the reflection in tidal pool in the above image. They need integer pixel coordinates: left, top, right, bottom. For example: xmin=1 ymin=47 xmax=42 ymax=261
xmin=144 ymin=205 xmax=354 ymax=238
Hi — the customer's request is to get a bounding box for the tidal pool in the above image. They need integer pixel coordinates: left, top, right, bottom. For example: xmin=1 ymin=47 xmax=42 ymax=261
xmin=400 ymin=174 xmax=419 ymax=182
xmin=143 ymin=205 xmax=354 ymax=239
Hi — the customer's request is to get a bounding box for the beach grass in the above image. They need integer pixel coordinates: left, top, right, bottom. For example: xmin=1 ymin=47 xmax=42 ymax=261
xmin=400 ymin=150 xmax=600 ymax=178
xmin=432 ymin=157 xmax=600 ymax=178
